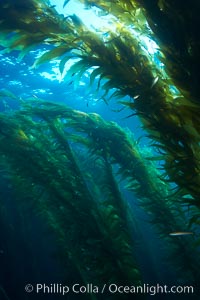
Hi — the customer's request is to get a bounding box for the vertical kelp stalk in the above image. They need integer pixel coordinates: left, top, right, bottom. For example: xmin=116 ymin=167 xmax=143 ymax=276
xmin=133 ymin=0 xmax=200 ymax=103
xmin=20 ymin=100 xmax=200 ymax=284
xmin=29 ymin=110 xmax=143 ymax=289
xmin=95 ymin=156 xmax=140 ymax=284
xmin=76 ymin=113 xmax=200 ymax=283
xmin=0 ymin=110 xmax=143 ymax=299
xmin=77 ymin=0 xmax=200 ymax=209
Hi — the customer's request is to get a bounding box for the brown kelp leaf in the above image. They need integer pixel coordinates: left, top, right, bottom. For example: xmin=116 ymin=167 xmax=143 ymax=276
xmin=32 ymin=46 xmax=72 ymax=69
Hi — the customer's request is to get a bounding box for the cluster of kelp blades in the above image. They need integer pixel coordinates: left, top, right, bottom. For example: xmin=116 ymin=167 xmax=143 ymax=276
xmin=0 ymin=0 xmax=199 ymax=215
xmin=0 ymin=98 xmax=200 ymax=291
xmin=0 ymin=101 xmax=141 ymax=298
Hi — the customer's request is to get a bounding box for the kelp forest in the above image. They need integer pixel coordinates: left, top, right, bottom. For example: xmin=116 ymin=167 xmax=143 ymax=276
xmin=0 ymin=1 xmax=200 ymax=299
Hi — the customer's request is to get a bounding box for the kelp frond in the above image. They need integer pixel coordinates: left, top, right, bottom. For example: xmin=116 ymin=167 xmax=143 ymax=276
xmin=1 ymin=0 xmax=200 ymax=209
xmin=0 ymin=100 xmax=144 ymax=293
xmin=1 ymin=90 xmax=200 ymax=283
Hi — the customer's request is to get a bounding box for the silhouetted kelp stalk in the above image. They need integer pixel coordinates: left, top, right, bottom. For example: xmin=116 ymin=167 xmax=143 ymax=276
xmin=64 ymin=106 xmax=200 ymax=283
xmin=0 ymin=109 xmax=143 ymax=299
xmin=80 ymin=0 xmax=200 ymax=102
xmin=0 ymin=0 xmax=199 ymax=213
xmin=77 ymin=0 xmax=200 ymax=213
xmin=15 ymin=100 xmax=200 ymax=283
xmin=135 ymin=0 xmax=200 ymax=104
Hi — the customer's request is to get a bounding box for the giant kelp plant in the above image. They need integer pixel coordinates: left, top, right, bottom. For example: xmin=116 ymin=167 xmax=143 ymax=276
xmin=22 ymin=99 xmax=200 ymax=284
xmin=0 ymin=0 xmax=199 ymax=214
xmin=0 ymin=99 xmax=143 ymax=300
xmin=0 ymin=95 xmax=200 ymax=291
xmin=0 ymin=0 xmax=200 ymax=298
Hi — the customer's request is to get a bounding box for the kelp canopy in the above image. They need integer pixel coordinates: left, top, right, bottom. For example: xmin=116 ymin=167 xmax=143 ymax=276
xmin=0 ymin=0 xmax=199 ymax=210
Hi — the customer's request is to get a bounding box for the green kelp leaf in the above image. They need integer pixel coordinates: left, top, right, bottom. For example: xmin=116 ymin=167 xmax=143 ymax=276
xmin=69 ymin=14 xmax=86 ymax=32
xmin=0 ymin=89 xmax=17 ymax=99
xmin=32 ymin=46 xmax=71 ymax=69
xmin=18 ymin=45 xmax=36 ymax=61
xmin=68 ymin=134 xmax=91 ymax=148
xmin=101 ymin=78 xmax=118 ymax=97
xmin=59 ymin=55 xmax=76 ymax=75
xmin=108 ymin=89 xmax=126 ymax=101
xmin=96 ymin=72 xmax=108 ymax=91
xmin=119 ymin=100 xmax=135 ymax=109
xmin=89 ymin=67 xmax=103 ymax=87
xmin=64 ymin=59 xmax=91 ymax=84
xmin=65 ymin=59 xmax=85 ymax=78
xmin=3 ymin=33 xmax=26 ymax=50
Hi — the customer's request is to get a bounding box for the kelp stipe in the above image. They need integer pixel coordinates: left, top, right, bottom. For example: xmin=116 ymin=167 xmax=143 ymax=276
xmin=0 ymin=0 xmax=200 ymax=213
xmin=0 ymin=103 xmax=143 ymax=299
xmin=76 ymin=0 xmax=200 ymax=212
xmin=16 ymin=99 xmax=200 ymax=284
